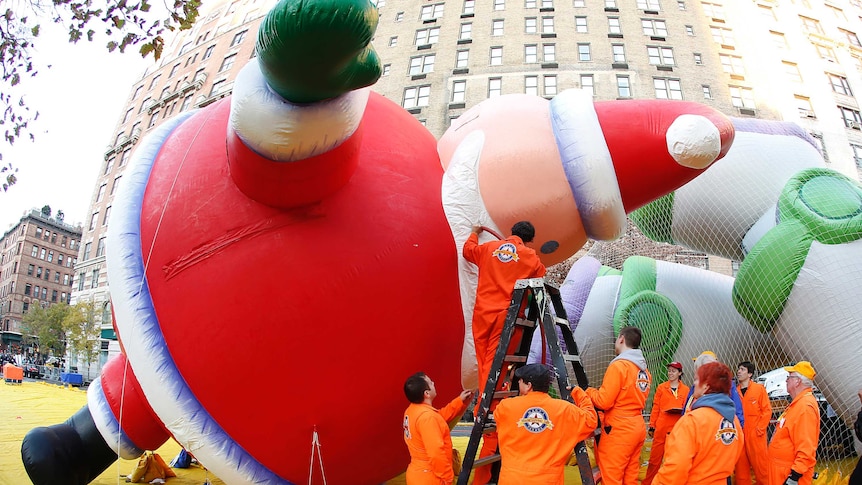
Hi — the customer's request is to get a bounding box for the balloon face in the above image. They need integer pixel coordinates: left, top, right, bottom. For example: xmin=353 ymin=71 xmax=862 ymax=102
xmin=113 ymin=94 xmax=465 ymax=484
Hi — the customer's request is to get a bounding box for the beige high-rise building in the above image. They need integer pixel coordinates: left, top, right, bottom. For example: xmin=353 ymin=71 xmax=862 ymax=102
xmin=72 ymin=0 xmax=862 ymax=364
xmin=0 ymin=209 xmax=81 ymax=349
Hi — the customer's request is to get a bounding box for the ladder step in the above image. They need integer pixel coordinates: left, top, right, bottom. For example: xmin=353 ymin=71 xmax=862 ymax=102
xmin=515 ymin=318 xmax=535 ymax=328
xmin=555 ymin=317 xmax=569 ymax=326
xmin=563 ymin=354 xmax=581 ymax=363
xmin=493 ymin=390 xmax=519 ymax=399
xmin=593 ymin=467 xmax=602 ymax=484
xmin=473 ymin=454 xmax=502 ymax=467
xmin=503 ymin=355 xmax=527 ymax=363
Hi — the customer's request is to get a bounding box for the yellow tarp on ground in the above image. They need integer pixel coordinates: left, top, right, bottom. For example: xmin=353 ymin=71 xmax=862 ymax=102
xmin=2 ymin=381 xmax=855 ymax=484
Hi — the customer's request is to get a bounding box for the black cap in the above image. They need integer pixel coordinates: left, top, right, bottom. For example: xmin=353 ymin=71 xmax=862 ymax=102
xmin=515 ymin=363 xmax=551 ymax=389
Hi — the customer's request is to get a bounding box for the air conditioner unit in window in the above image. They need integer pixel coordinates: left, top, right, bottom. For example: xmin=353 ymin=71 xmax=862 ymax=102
xmin=850 ymin=121 xmax=862 ymax=130
xmin=798 ymin=109 xmax=816 ymax=119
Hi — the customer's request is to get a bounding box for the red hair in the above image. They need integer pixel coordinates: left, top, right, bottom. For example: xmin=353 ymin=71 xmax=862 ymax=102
xmin=697 ymin=362 xmax=733 ymax=395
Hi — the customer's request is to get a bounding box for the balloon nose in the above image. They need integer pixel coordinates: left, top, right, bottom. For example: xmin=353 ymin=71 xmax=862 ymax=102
xmin=666 ymin=114 xmax=722 ymax=170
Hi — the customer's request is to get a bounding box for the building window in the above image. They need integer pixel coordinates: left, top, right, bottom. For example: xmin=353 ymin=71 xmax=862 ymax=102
xmin=839 ymin=106 xmax=862 ymax=128
xmin=96 ymin=184 xmax=107 ymax=202
xmin=526 ymin=17 xmax=537 ymax=33
xmin=203 ymin=45 xmax=215 ymax=60
xmin=525 ymin=75 xmax=539 ymax=95
xmin=47 ymin=251 xmax=53 ymax=263
xmin=779 ymin=61 xmax=801 ymax=82
xmin=851 ymin=144 xmax=862 ymax=167
xmin=577 ymin=43 xmax=591 ymax=61
xmin=612 ymin=44 xmax=626 ymax=62
xmin=493 ymin=19 xmax=505 ymax=36
xmin=395 ymin=11 xmax=404 ymax=21
xmin=57 ymin=255 xmax=63 ymax=266
xmin=525 ymin=44 xmax=538 ymax=63
xmin=694 ymin=53 xmax=702 ymax=65
xmin=456 ymin=50 xmax=470 ymax=68
xmin=642 ymin=19 xmax=667 ymax=37
xmin=51 ymin=290 xmax=58 ymax=302
xmin=490 ymin=47 xmax=504 ymax=65
xmin=231 ymin=29 xmax=248 ymax=47
xmin=181 ymin=94 xmax=194 ymax=111
xmin=711 ymin=26 xmax=735 ymax=46
xmin=149 ymin=74 xmax=161 ymax=90
xmin=685 ymin=25 xmax=694 ymax=36
xmin=814 ymin=43 xmax=837 ymax=62
xmin=637 ymin=0 xmax=660 ymax=10
xmin=574 ymin=16 xmax=586 ymax=33
xmin=91 ymin=269 xmax=100 ymax=289
xmin=795 ymin=96 xmax=814 ymax=118
xmin=219 ymin=54 xmax=237 ymax=72
xmin=24 ymin=284 xmax=31 ymax=296
xmin=169 ymin=63 xmax=181 ymax=78
xmin=494 ymin=0 xmax=506 ymax=10
xmin=389 ymin=36 xmax=398 ymax=47
xmin=122 ymin=108 xmax=133 ymax=124
xmin=452 ymin=80 xmax=467 ymax=102
xmin=36 ymin=267 xmax=42 ymax=278
xmin=139 ymin=97 xmax=151 ymax=114
xmin=544 ymin=75 xmax=557 ymax=95
xmin=382 ymin=64 xmax=391 ymax=76
xmin=39 ymin=248 xmax=46 ymax=260
xmin=720 ymin=54 xmax=745 ymax=75
xmin=701 ymin=2 xmax=724 ymax=19
xmin=647 ymin=46 xmax=675 ymax=66
xmin=63 ymin=274 xmax=70 ymax=285
xmin=89 ymin=213 xmax=99 ymax=231
xmin=420 ymin=3 xmax=444 ymax=20
xmin=96 ymin=238 xmax=106 ymax=257
xmin=148 ymin=111 xmax=159 ymax=128
xmin=543 ymin=44 xmax=556 ymax=62
xmin=27 ymin=264 xmax=33 ymax=276
xmin=409 ymin=54 xmax=436 ymax=75
xmin=730 ymin=86 xmax=756 ymax=109
xmin=541 ymin=0 xmax=553 ymax=8
xmin=84 ymin=242 xmax=92 ymax=260
xmin=654 ymin=78 xmax=682 ymax=99
xmin=210 ymin=79 xmax=226 ymax=96
xmin=415 ymin=27 xmax=441 ymax=45
xmin=78 ymin=273 xmax=85 ymax=291
xmin=828 ymin=73 xmax=853 ymax=95
xmin=677 ymin=0 xmax=685 ymax=9
xmin=605 ymin=0 xmax=617 ymax=7
xmin=575 ymin=0 xmax=586 ymax=6
xmin=580 ymin=74 xmax=594 ymax=96
xmin=132 ymin=85 xmax=143 ymax=99
xmin=810 ymin=132 xmax=826 ymax=161
xmin=759 ymin=5 xmax=777 ymax=21
xmin=54 ymin=271 xmax=60 ymax=283
xmin=460 ymin=23 xmax=472 ymax=40
xmin=525 ymin=0 xmax=536 ymax=8
xmin=103 ymin=206 xmax=111 ymax=226
xmin=543 ymin=16 xmax=555 ymax=33
xmin=31 ymin=245 xmax=38 ymax=257
xmin=608 ymin=17 xmax=621 ymax=34
xmin=827 ymin=5 xmax=847 ymax=21
xmin=463 ymin=0 xmax=475 ymax=14
xmin=702 ymin=85 xmax=712 ymax=99
xmin=489 ymin=78 xmax=502 ymax=97
xmin=800 ymin=16 xmax=823 ymax=35
xmin=111 ymin=176 xmax=122 ymax=195
xmin=402 ymin=85 xmax=431 ymax=108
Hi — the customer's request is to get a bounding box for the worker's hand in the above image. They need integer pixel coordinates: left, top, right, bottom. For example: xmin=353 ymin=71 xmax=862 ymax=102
xmin=459 ymin=389 xmax=475 ymax=402
xmin=784 ymin=471 xmax=802 ymax=485
xmin=648 ymin=427 xmax=655 ymax=438
xmin=471 ymin=225 xmax=484 ymax=235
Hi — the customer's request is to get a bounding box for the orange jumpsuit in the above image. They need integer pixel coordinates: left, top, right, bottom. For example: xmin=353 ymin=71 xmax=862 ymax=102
xmin=404 ymin=396 xmax=470 ymax=485
xmin=463 ymin=233 xmax=545 ymax=485
xmin=494 ymin=387 xmax=598 ymax=485
xmin=643 ymin=380 xmax=690 ymax=485
xmin=767 ymin=389 xmax=820 ymax=485
xmin=735 ymin=382 xmax=772 ymax=485
xmin=586 ymin=352 xmax=652 ymax=485
xmin=654 ymin=395 xmax=744 ymax=485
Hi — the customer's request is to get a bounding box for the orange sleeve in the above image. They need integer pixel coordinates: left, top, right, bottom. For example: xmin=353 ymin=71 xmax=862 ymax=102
xmin=570 ymin=387 xmax=598 ymax=438
xmin=649 ymin=384 xmax=664 ymax=429
xmin=462 ymin=233 xmax=481 ymax=264
xmin=654 ymin=414 xmax=697 ymax=485
xmin=533 ymin=260 xmax=547 ymax=277
xmin=789 ymin=402 xmax=819 ymax=475
xmin=438 ymin=395 xmax=469 ymax=428
xmin=416 ymin=412 xmax=455 ymax=483
xmin=756 ymin=385 xmax=772 ymax=435
xmin=587 ymin=361 xmax=622 ymax=411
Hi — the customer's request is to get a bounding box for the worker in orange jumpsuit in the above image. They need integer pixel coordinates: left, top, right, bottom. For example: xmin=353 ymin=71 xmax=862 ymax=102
xmin=734 ymin=361 xmax=772 ymax=485
xmin=654 ymin=361 xmax=744 ymax=485
xmin=494 ymin=363 xmax=598 ymax=485
xmin=403 ymin=372 xmax=474 ymax=485
xmin=767 ymin=362 xmax=820 ymax=485
xmin=643 ymin=361 xmax=690 ymax=485
xmin=462 ymin=221 xmax=546 ymax=485
xmin=586 ymin=326 xmax=652 ymax=485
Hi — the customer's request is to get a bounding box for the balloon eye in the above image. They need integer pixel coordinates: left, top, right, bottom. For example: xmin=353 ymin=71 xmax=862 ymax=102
xmin=540 ymin=240 xmax=559 ymax=254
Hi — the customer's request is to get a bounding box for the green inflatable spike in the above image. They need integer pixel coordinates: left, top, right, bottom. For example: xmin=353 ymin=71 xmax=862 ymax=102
xmin=257 ymin=0 xmax=382 ymax=103
xmin=613 ymin=257 xmax=683 ymax=387
xmin=733 ymin=169 xmax=862 ymax=332
xmin=630 ymin=192 xmax=676 ymax=244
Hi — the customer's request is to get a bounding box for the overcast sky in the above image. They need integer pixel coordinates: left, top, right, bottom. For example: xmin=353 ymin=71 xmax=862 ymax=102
xmin=0 ymin=22 xmax=152 ymax=232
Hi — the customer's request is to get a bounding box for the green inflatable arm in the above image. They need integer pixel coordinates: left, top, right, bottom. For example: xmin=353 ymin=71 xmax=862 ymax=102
xmin=256 ymin=0 xmax=382 ymax=103
xmin=733 ymin=168 xmax=862 ymax=332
